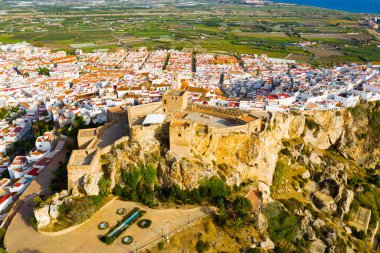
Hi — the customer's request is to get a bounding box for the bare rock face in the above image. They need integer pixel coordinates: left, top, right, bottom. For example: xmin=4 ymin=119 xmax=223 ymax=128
xmin=256 ymin=213 xmax=268 ymax=233
xmin=309 ymin=153 xmax=322 ymax=165
xmin=259 ymin=236 xmax=275 ymax=250
xmin=312 ymin=219 xmax=326 ymax=230
xmin=310 ymin=239 xmax=327 ymax=253
xmin=258 ymin=182 xmax=273 ymax=204
xmin=312 ymin=191 xmax=337 ymax=214
xmin=34 ymin=190 xmax=73 ymax=229
xmin=303 ymin=127 xmax=331 ymax=150
xmin=83 ymin=173 xmax=100 ymax=196
xmin=49 ymin=201 xmax=62 ymax=220
xmin=337 ymin=189 xmax=354 ymax=218
xmin=94 ymin=104 xmax=379 ymax=200
xmin=34 ymin=205 xmax=50 ymax=229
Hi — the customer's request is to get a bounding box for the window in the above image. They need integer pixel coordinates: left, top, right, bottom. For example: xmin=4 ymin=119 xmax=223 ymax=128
xmin=178 ymin=134 xmax=181 ymax=137
xmin=164 ymin=100 xmax=167 ymax=104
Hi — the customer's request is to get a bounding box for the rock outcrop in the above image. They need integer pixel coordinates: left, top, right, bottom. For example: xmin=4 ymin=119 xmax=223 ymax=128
xmin=34 ymin=205 xmax=50 ymax=229
xmin=34 ymin=191 xmax=69 ymax=229
xmin=79 ymin=103 xmax=379 ymax=203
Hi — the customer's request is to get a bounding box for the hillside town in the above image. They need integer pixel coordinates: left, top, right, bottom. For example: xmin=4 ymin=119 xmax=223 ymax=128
xmin=0 ymin=41 xmax=379 ymax=227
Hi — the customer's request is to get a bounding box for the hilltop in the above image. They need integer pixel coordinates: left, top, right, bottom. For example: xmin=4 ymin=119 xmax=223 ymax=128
xmin=32 ymin=100 xmax=380 ymax=252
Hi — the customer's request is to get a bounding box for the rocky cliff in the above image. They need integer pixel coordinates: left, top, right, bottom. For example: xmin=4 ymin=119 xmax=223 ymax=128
xmin=104 ymin=102 xmax=379 ymax=202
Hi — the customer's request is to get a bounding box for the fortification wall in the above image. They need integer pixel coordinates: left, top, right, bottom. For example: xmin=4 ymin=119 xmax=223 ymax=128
xmin=107 ymin=108 xmax=129 ymax=123
xmin=100 ymin=136 xmax=130 ymax=155
xmin=67 ymin=149 xmax=101 ymax=195
xmin=77 ymin=128 xmax=97 ymax=149
xmin=189 ymin=102 xmax=247 ymax=118
xmin=127 ymin=102 xmax=162 ymax=126
xmin=208 ymin=124 xmax=250 ymax=135
xmin=163 ymin=90 xmax=188 ymax=113
xmin=130 ymin=124 xmax=163 ymax=142
xmin=247 ymin=118 xmax=263 ymax=133
xmin=169 ymin=122 xmax=194 ymax=157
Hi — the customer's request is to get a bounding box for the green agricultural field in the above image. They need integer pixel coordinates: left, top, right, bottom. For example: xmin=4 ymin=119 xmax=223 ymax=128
xmin=0 ymin=2 xmax=376 ymax=63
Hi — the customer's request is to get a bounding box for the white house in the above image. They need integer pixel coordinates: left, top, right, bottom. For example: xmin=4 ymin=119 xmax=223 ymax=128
xmin=35 ymin=132 xmax=54 ymax=152
xmin=8 ymin=156 xmax=28 ymax=179
xmin=0 ymin=192 xmax=16 ymax=213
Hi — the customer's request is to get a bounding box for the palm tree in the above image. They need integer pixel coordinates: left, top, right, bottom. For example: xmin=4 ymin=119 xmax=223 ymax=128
xmin=230 ymin=217 xmax=245 ymax=237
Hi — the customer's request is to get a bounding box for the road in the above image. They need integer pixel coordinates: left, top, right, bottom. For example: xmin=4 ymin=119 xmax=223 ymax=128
xmin=367 ymin=28 xmax=380 ymax=40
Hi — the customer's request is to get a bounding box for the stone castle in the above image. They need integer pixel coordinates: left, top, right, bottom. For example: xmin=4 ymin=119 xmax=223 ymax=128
xmin=67 ymin=89 xmax=265 ymax=195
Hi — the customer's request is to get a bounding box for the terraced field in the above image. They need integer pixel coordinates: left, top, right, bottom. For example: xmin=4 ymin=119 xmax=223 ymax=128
xmin=0 ymin=2 xmax=377 ymax=63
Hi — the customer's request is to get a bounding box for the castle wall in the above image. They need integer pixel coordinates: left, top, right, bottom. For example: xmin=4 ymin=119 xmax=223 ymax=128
xmin=189 ymin=102 xmax=247 ymax=118
xmin=208 ymin=124 xmax=251 ymax=135
xmin=100 ymin=136 xmax=130 ymax=155
xmin=77 ymin=129 xmax=97 ymax=149
xmin=130 ymin=124 xmax=163 ymax=142
xmin=247 ymin=118 xmax=263 ymax=133
xmin=107 ymin=108 xmax=129 ymax=123
xmin=162 ymin=90 xmax=188 ymax=114
xmin=169 ymin=122 xmax=194 ymax=157
xmin=67 ymin=149 xmax=101 ymax=195
xmin=127 ymin=102 xmax=163 ymax=126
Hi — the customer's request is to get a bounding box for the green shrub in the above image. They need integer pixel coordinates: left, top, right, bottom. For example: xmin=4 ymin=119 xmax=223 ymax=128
xmin=98 ymin=176 xmax=111 ymax=197
xmin=29 ymin=216 xmax=38 ymax=229
xmin=305 ymin=117 xmax=319 ymax=130
xmin=280 ymin=148 xmax=291 ymax=156
xmin=158 ymin=241 xmax=165 ymax=250
xmin=104 ymin=236 xmax=114 ymax=245
xmin=351 ymin=226 xmax=366 ymax=240
xmin=58 ymin=196 xmax=104 ymax=226
xmin=33 ymin=196 xmax=42 ymax=207
xmin=113 ymin=184 xmax=123 ymax=196
xmin=263 ymin=203 xmax=300 ymax=243
xmin=280 ymin=198 xmax=303 ymax=213
xmin=199 ymin=176 xmax=227 ymax=200
xmin=233 ymin=196 xmax=253 ymax=218
xmin=273 ymin=160 xmax=287 ymax=187
xmin=195 ymin=240 xmax=210 ymax=253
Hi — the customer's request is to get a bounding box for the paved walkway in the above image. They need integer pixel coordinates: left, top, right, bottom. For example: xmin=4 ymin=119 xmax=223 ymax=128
xmin=5 ymin=199 xmax=209 ymax=253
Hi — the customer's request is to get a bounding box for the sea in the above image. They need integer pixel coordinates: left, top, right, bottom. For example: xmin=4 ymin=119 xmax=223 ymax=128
xmin=270 ymin=0 xmax=380 ymax=14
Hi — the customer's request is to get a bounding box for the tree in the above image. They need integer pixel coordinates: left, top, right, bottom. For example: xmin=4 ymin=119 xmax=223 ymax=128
xmin=122 ymin=167 xmax=141 ymax=190
xmin=199 ymin=177 xmax=227 ymax=200
xmin=33 ymin=196 xmax=42 ymax=207
xmin=113 ymin=184 xmax=123 ymax=197
xmin=230 ymin=217 xmax=245 ymax=237
xmin=263 ymin=203 xmax=300 ymax=243
xmin=98 ymin=177 xmax=111 ymax=197
xmin=32 ymin=120 xmax=54 ymax=137
xmin=38 ymin=67 xmax=50 ymax=76
xmin=141 ymin=164 xmax=157 ymax=185
xmin=195 ymin=240 xmax=210 ymax=253
xmin=233 ymin=196 xmax=253 ymax=218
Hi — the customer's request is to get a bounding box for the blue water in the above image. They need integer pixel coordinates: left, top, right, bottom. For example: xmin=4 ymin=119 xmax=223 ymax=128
xmin=271 ymin=0 xmax=380 ymax=14
xmin=107 ymin=211 xmax=140 ymax=238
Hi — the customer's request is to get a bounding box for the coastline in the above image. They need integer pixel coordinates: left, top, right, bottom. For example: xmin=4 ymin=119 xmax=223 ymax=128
xmin=270 ymin=0 xmax=380 ymax=14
